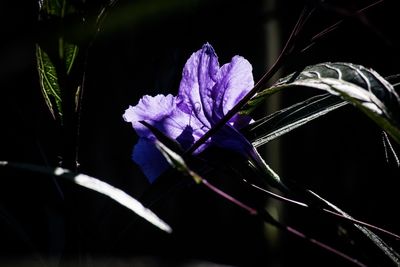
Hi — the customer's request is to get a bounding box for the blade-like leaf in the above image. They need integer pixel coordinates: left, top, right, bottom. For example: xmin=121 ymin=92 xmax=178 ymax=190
xmin=155 ymin=142 xmax=371 ymax=266
xmin=0 ymin=161 xmax=172 ymax=233
xmin=141 ymin=121 xmax=287 ymax=192
xmin=65 ymin=43 xmax=79 ymax=75
xmin=244 ymin=62 xmax=400 ymax=144
xmin=154 ymin=141 xmax=259 ymax=213
xmin=242 ymin=94 xmax=347 ymax=147
xmin=307 ymin=189 xmax=400 ymax=266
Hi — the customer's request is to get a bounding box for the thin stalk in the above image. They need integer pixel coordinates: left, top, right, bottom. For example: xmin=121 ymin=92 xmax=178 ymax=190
xmin=196 ymin=174 xmax=367 ymax=267
xmin=185 ymin=5 xmax=315 ymax=155
xmin=245 ymin=179 xmax=400 ymax=241
xmin=186 ymin=0 xmax=385 ymax=155
xmin=307 ymin=0 xmax=384 ymax=50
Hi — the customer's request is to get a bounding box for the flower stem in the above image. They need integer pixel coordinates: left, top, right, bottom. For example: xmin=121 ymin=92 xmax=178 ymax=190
xmin=185 ymin=5 xmax=313 ymax=155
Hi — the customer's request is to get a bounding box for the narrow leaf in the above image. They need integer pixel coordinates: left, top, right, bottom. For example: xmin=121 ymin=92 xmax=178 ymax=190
xmin=244 ymin=62 xmax=400 ymax=144
xmin=65 ymin=43 xmax=79 ymax=75
xmin=242 ymin=94 xmax=347 ymax=147
xmin=154 ymin=142 xmax=368 ymax=267
xmin=307 ymin=189 xmax=400 ymax=266
xmin=0 ymin=161 xmax=171 ymax=233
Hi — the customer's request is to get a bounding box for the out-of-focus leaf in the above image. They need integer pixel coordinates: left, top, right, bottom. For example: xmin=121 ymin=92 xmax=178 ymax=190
xmin=385 ymin=74 xmax=400 ymax=90
xmin=242 ymin=94 xmax=347 ymax=147
xmin=0 ymin=161 xmax=172 ymax=233
xmin=243 ymin=62 xmax=400 ymax=144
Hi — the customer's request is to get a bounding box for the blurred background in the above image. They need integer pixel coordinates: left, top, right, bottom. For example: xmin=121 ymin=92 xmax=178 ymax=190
xmin=0 ymin=0 xmax=399 ymax=266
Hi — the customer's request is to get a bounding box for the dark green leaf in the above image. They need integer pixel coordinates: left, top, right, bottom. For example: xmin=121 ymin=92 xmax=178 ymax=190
xmin=307 ymin=189 xmax=400 ymax=266
xmin=36 ymin=45 xmax=62 ymax=120
xmin=36 ymin=0 xmax=80 ymax=120
xmin=65 ymin=43 xmax=79 ymax=75
xmin=244 ymin=62 xmax=400 ymax=144
xmin=242 ymin=94 xmax=347 ymax=147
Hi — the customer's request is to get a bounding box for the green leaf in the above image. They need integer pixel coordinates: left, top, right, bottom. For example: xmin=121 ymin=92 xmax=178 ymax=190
xmin=65 ymin=43 xmax=79 ymax=75
xmin=0 ymin=161 xmax=172 ymax=233
xmin=242 ymin=94 xmax=347 ymax=147
xmin=36 ymin=45 xmax=63 ymax=120
xmin=244 ymin=62 xmax=400 ymax=144
xmin=140 ymin=120 xmax=287 ymax=192
xmin=36 ymin=0 xmax=80 ymax=121
xmin=154 ymin=141 xmax=200 ymax=182
xmin=306 ymin=189 xmax=400 ymax=266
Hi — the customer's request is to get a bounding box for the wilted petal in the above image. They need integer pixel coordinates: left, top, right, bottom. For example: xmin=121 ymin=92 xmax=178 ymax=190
xmin=132 ymin=138 xmax=170 ymax=183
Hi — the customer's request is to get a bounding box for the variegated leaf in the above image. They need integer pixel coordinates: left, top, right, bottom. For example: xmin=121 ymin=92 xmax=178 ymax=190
xmin=243 ymin=62 xmax=400 ymax=145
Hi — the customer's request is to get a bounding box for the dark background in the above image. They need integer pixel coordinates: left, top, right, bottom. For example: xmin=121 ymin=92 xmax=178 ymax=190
xmin=0 ymin=0 xmax=399 ymax=266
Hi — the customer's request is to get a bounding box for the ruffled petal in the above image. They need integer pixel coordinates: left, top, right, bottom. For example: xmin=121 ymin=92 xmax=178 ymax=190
xmin=123 ymin=94 xmax=176 ymax=138
xmin=213 ymin=56 xmax=254 ymax=127
xmin=124 ymin=43 xmax=255 ymax=182
xmin=161 ymin=108 xmax=205 ymax=149
xmin=132 ymin=138 xmax=170 ymax=183
xmin=177 ymin=43 xmax=219 ymax=128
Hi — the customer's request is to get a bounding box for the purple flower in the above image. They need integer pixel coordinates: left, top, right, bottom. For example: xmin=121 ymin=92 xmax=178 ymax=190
xmin=123 ymin=43 xmax=254 ymax=182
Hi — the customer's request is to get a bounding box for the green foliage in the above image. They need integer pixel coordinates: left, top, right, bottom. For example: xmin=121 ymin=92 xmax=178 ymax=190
xmin=36 ymin=46 xmax=63 ymax=119
xmin=36 ymin=0 xmax=79 ymax=121
xmin=242 ymin=62 xmax=400 ymax=146
xmin=242 ymin=93 xmax=347 ymax=147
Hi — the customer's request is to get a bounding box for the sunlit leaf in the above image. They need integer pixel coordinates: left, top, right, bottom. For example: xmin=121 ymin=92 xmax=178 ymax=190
xmin=242 ymin=94 xmax=347 ymax=147
xmin=243 ymin=62 xmax=400 ymax=144
xmin=36 ymin=45 xmax=62 ymax=120
xmin=0 ymin=161 xmax=172 ymax=233
xmin=65 ymin=43 xmax=79 ymax=75
xmin=36 ymin=0 xmax=80 ymax=121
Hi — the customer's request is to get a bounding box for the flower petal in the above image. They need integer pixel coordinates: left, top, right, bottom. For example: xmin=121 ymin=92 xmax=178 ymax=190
xmin=213 ymin=56 xmax=254 ymax=127
xmin=162 ymin=108 xmax=205 ymax=149
xmin=212 ymin=125 xmax=253 ymax=153
xmin=132 ymin=138 xmax=170 ymax=183
xmin=177 ymin=43 xmax=219 ymax=128
xmin=124 ymin=43 xmax=255 ymax=182
xmin=123 ymin=94 xmax=176 ymax=138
